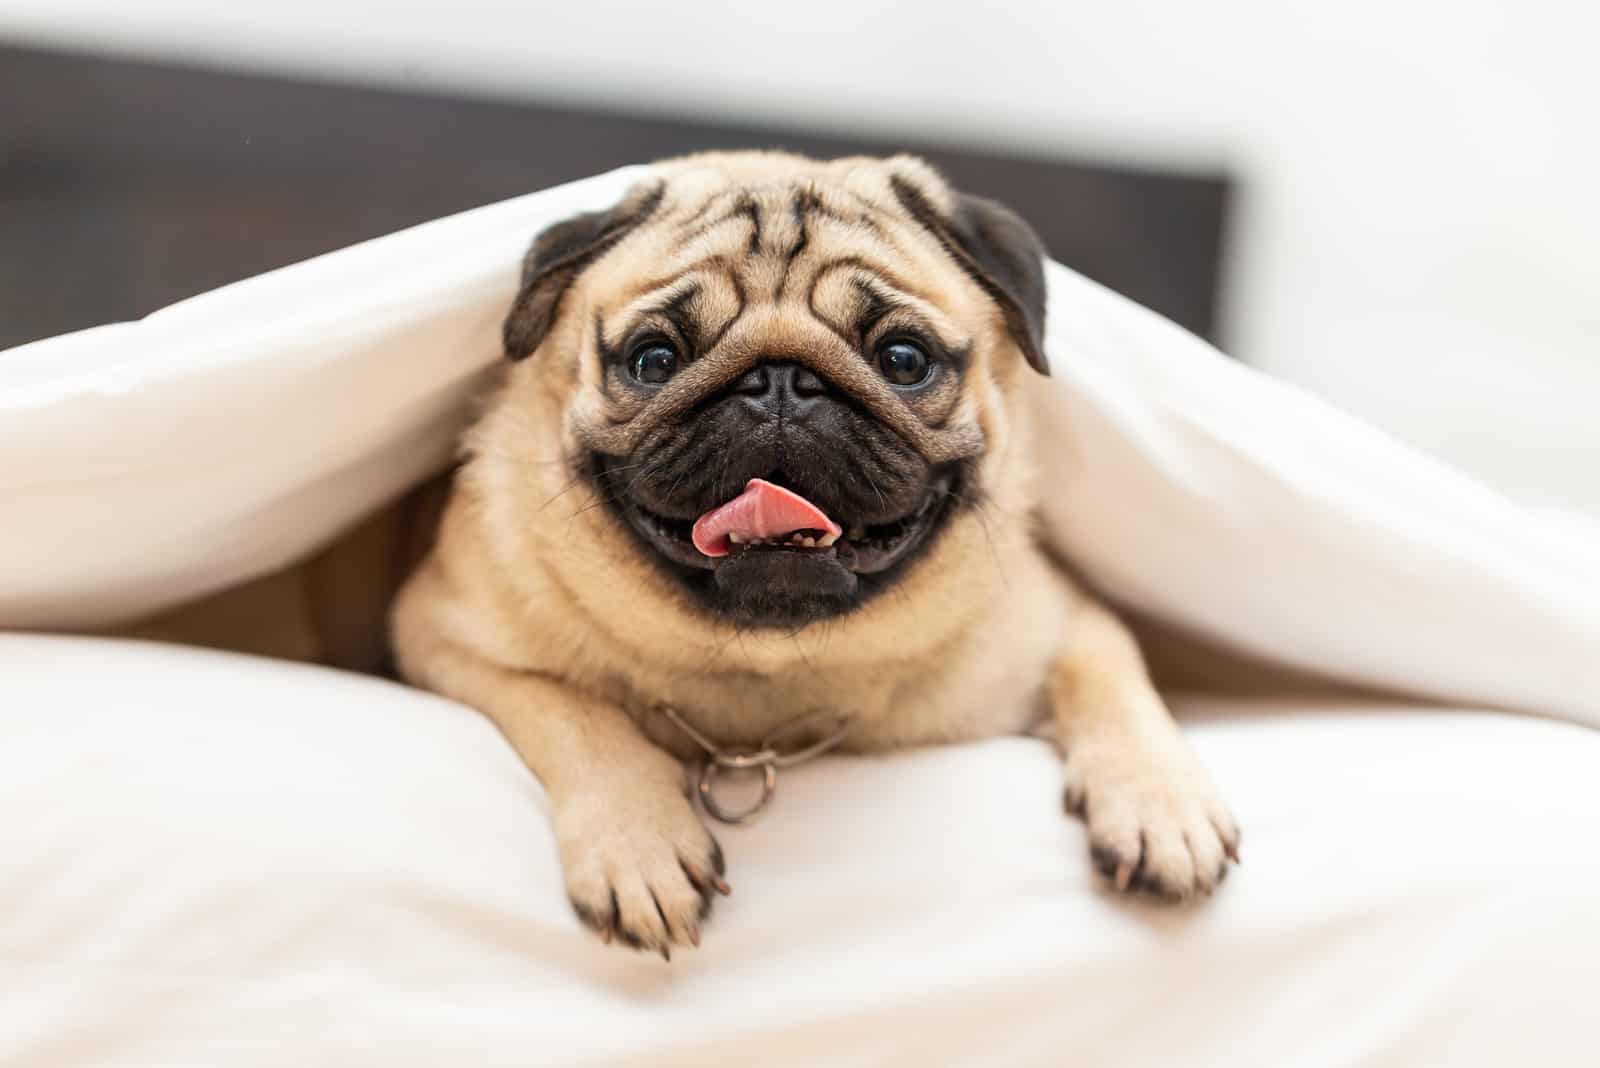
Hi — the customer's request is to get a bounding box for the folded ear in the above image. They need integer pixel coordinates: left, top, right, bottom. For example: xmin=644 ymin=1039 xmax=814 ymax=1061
xmin=503 ymin=181 xmax=665 ymax=360
xmin=890 ymin=176 xmax=1050 ymax=375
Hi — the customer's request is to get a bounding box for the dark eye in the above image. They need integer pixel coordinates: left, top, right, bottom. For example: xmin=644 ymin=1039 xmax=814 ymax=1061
xmin=629 ymin=341 xmax=680 ymax=385
xmin=877 ymin=340 xmax=932 ymax=386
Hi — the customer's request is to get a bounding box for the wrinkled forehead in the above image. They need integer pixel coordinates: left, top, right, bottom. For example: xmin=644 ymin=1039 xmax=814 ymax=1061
xmin=577 ymin=169 xmax=991 ymax=357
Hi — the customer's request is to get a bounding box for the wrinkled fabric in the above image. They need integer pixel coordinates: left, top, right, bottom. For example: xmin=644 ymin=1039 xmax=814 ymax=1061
xmin=2 ymin=634 xmax=1597 ymax=1067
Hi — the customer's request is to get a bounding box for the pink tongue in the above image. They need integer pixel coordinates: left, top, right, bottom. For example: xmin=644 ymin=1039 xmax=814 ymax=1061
xmin=692 ymin=478 xmax=842 ymax=558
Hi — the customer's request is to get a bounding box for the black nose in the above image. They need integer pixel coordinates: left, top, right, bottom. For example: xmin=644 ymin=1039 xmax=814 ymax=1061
xmin=730 ymin=361 xmax=832 ymax=416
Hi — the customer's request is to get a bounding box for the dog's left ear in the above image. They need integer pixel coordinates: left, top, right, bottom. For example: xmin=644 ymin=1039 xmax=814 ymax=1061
xmin=503 ymin=182 xmax=665 ymax=360
xmin=891 ymin=177 xmax=1050 ymax=376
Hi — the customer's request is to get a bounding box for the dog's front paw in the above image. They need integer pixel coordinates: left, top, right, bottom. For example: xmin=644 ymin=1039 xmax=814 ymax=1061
xmin=555 ymin=785 xmax=729 ymax=958
xmin=1063 ymin=736 xmax=1240 ymax=900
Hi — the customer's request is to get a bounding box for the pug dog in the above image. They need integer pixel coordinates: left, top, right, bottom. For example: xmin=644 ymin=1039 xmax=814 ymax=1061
xmin=390 ymin=151 xmax=1239 ymax=957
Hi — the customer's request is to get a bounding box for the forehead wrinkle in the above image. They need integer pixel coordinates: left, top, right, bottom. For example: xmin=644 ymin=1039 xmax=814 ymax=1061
xmin=834 ymin=212 xmax=936 ymax=282
xmin=836 ymin=187 xmax=905 ymax=227
xmin=612 ymin=253 xmax=733 ymax=305
xmin=788 ymin=183 xmax=884 ymax=236
xmin=805 ymin=255 xmax=940 ymax=309
xmin=806 ymin=260 xmax=969 ymax=349
xmin=598 ymin=278 xmax=695 ymax=347
xmin=676 ymin=202 xmax=763 ymax=260
xmin=671 ymin=189 xmax=731 ymax=229
xmin=608 ymin=249 xmax=745 ymax=313
xmin=601 ymin=268 xmax=745 ymax=361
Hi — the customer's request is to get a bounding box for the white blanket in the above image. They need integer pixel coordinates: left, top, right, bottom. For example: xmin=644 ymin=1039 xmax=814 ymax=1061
xmin=3 ymin=166 xmax=1596 ymax=724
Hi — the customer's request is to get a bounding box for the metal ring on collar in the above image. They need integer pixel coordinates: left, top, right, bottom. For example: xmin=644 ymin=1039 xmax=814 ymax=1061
xmin=697 ymin=759 xmax=778 ymax=825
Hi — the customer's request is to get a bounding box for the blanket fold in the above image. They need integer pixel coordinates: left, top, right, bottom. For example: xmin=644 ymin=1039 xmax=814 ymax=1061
xmin=3 ymin=166 xmax=1595 ymax=726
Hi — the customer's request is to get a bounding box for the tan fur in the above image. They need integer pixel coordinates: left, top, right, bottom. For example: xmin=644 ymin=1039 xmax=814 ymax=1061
xmin=390 ymin=151 xmax=1240 ymax=955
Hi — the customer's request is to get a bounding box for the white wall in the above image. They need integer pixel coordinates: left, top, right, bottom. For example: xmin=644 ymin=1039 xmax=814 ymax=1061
xmin=6 ymin=0 xmax=1597 ymax=513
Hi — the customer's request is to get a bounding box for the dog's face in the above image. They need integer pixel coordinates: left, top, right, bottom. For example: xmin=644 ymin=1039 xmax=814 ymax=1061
xmin=499 ymin=152 xmax=1048 ymax=629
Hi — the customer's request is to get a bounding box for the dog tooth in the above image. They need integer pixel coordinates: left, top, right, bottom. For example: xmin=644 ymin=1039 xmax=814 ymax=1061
xmin=817 ymin=532 xmax=839 ymax=547
xmin=802 ymin=536 xmax=816 ymax=547
xmin=729 ymin=532 xmax=745 ymax=544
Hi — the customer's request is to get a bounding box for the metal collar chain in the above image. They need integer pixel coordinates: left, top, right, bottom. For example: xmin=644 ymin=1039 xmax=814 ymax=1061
xmin=657 ymin=704 xmax=852 ymax=825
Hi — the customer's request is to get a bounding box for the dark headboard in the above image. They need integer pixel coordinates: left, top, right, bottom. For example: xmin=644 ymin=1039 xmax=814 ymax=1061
xmin=0 ymin=44 xmax=1230 ymax=352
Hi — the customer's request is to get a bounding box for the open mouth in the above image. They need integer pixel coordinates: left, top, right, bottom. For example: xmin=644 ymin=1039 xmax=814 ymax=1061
xmin=607 ymin=469 xmax=957 ymax=580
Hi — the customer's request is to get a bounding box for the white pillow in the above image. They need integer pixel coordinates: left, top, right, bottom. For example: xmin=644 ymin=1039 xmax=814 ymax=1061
xmin=2 ymin=166 xmax=1596 ymax=726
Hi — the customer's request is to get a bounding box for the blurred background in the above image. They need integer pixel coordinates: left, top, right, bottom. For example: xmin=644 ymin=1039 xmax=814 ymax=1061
xmin=3 ymin=0 xmax=1596 ymax=517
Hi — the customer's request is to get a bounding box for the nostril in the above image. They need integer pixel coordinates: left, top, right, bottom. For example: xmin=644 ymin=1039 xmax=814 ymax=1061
xmin=731 ymin=366 xmax=770 ymax=395
xmin=728 ymin=361 xmax=833 ymax=408
xmin=792 ymin=367 xmax=829 ymax=396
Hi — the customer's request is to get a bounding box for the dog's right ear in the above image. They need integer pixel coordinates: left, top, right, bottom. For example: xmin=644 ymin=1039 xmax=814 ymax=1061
xmin=888 ymin=171 xmax=1050 ymax=376
xmin=503 ymin=181 xmax=665 ymax=360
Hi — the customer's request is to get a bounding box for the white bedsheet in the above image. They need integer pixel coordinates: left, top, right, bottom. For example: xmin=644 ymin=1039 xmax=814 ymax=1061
xmin=3 ymin=634 xmax=1596 ymax=1067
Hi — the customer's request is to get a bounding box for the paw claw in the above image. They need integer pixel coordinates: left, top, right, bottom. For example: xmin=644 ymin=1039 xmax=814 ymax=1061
xmin=1114 ymin=860 xmax=1135 ymax=891
xmin=560 ymin=791 xmax=725 ymax=954
xmin=1065 ymin=738 xmax=1238 ymax=901
xmin=1063 ymin=783 xmax=1087 ymax=816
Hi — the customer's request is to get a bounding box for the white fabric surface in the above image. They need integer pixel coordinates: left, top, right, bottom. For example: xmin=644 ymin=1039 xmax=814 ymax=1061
xmin=3 ymin=165 xmax=1597 ymax=725
xmin=3 ymin=633 xmax=1598 ymax=1067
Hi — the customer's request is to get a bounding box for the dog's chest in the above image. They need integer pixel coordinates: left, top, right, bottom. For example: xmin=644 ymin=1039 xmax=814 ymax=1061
xmin=620 ymin=643 xmax=1048 ymax=761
